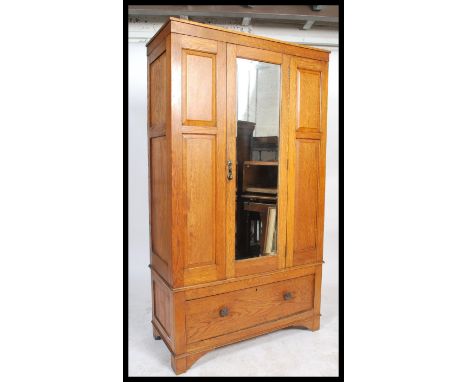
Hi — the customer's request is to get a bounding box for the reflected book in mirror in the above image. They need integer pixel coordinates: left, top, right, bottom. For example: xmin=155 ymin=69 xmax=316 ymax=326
xmin=234 ymin=58 xmax=281 ymax=260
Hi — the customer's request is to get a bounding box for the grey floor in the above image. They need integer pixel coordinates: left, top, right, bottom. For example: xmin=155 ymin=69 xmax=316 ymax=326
xmin=129 ymin=274 xmax=338 ymax=376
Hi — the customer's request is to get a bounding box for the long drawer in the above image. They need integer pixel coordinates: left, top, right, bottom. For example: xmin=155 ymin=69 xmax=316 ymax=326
xmin=186 ymin=274 xmax=314 ymax=344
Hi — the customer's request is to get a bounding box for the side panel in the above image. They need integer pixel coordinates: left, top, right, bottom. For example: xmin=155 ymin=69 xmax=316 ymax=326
xmin=292 ymin=139 xmax=320 ymax=264
xmin=171 ymin=33 xmax=227 ymax=287
xmin=148 ymin=35 xmax=172 ymax=285
xmin=286 ymin=57 xmax=328 ymax=268
xmin=150 ymin=270 xmax=175 ymax=352
xmin=149 ymin=52 xmax=167 ymax=130
xmin=150 ymin=137 xmax=171 ymax=278
xmin=152 ymin=272 xmax=172 ymax=338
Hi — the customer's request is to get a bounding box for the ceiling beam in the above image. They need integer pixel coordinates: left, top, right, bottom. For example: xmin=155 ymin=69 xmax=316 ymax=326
xmin=242 ymin=17 xmax=252 ymax=26
xmin=127 ymin=5 xmax=338 ymax=23
xmin=302 ymin=20 xmax=315 ymax=30
xmin=128 ymin=20 xmax=339 ymax=47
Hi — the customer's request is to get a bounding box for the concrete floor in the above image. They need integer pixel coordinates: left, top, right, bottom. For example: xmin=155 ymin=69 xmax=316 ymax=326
xmin=128 ymin=277 xmax=338 ymax=376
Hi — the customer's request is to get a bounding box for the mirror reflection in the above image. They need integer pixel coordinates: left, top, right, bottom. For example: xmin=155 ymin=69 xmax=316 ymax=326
xmin=235 ymin=58 xmax=281 ymax=260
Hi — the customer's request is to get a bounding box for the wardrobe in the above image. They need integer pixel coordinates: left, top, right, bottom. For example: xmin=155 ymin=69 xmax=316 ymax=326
xmin=146 ymin=17 xmax=329 ymax=374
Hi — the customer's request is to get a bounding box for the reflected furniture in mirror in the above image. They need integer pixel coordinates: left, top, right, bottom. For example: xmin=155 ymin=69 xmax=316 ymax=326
xmin=235 ymin=120 xmax=279 ymax=259
xmin=146 ymin=17 xmax=329 ymax=374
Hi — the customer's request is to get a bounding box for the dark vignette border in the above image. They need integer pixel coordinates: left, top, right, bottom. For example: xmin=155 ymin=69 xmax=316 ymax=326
xmin=124 ymin=1 xmax=344 ymax=380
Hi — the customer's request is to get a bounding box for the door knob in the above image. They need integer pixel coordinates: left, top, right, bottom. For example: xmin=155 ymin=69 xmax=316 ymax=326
xmin=283 ymin=292 xmax=293 ymax=301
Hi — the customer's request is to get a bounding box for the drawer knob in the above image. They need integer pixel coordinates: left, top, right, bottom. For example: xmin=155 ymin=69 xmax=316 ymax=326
xmin=283 ymin=292 xmax=293 ymax=301
xmin=219 ymin=307 xmax=229 ymax=317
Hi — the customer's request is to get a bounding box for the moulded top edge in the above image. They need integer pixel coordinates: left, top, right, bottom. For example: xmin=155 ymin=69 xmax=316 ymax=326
xmin=145 ymin=17 xmax=331 ymax=56
xmin=145 ymin=17 xmax=172 ymax=47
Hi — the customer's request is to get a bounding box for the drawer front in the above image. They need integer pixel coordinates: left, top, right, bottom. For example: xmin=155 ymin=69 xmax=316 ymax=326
xmin=186 ymin=275 xmax=314 ymax=344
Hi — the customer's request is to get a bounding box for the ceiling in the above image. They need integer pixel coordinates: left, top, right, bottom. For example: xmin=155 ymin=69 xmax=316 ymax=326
xmin=128 ymin=5 xmax=339 ymax=30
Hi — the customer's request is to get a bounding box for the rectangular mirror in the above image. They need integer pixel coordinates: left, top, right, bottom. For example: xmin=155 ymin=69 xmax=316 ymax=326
xmin=235 ymin=58 xmax=281 ymax=260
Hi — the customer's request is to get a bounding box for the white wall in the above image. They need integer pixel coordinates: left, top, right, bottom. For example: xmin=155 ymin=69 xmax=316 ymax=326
xmin=323 ymin=46 xmax=339 ymax=292
xmin=129 ymin=42 xmax=150 ymax=293
xmin=237 ymin=59 xmax=281 ymax=137
xmin=128 ymin=30 xmax=339 ymax=297
xmin=254 ymin=63 xmax=281 ymax=137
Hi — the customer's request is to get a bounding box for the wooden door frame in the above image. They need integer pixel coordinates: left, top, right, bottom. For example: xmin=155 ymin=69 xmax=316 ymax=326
xmin=286 ymin=56 xmax=328 ymax=268
xmin=171 ymin=33 xmax=227 ymax=287
xmin=226 ymin=44 xmax=290 ymax=278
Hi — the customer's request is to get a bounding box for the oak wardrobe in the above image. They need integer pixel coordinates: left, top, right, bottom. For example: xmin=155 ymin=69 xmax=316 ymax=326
xmin=146 ymin=17 xmax=329 ymax=374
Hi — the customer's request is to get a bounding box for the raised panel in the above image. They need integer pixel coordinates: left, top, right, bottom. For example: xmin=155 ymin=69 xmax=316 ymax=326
xmin=152 ymin=272 xmax=172 ymax=339
xmin=293 ymin=140 xmax=320 ymax=265
xmin=150 ymin=137 xmax=170 ymax=271
xmin=182 ymin=50 xmax=216 ymax=126
xmin=287 ymin=56 xmax=327 ymax=269
xmin=149 ymin=52 xmax=167 ymax=130
xmin=171 ymin=34 xmax=226 ymax=288
xmin=297 ymin=68 xmax=321 ymax=131
xmin=183 ymin=135 xmax=216 ymax=268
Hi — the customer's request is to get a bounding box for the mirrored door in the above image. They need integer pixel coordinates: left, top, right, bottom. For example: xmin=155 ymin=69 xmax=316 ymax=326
xmin=226 ymin=45 xmax=289 ymax=278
